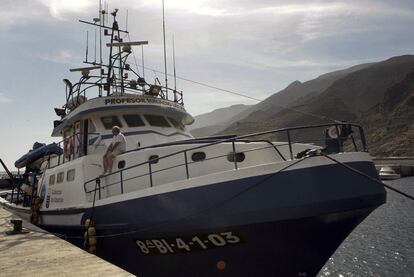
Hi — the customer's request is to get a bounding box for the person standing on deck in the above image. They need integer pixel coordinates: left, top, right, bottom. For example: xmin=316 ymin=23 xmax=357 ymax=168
xmin=103 ymin=126 xmax=126 ymax=174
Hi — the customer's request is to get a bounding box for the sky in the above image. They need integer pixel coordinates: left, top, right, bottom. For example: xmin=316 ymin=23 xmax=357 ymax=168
xmin=1 ymin=0 xmax=414 ymax=170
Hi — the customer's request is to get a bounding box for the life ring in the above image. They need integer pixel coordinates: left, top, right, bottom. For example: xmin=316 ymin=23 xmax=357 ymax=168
xmin=64 ymin=138 xmax=74 ymax=159
xmin=327 ymin=126 xmax=342 ymax=139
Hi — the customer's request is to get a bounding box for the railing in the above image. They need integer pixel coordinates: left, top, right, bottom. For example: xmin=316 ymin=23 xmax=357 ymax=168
xmin=84 ymin=123 xmax=367 ymax=199
xmin=66 ymin=74 xmax=184 ymax=116
xmin=47 ymin=132 xmax=102 ymax=169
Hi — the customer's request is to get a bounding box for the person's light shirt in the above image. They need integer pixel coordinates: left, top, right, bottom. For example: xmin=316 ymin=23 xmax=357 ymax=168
xmin=112 ymin=132 xmax=126 ymax=152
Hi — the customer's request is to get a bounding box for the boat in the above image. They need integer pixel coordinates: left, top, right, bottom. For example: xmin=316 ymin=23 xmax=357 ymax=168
xmin=1 ymin=6 xmax=386 ymax=277
xmin=0 ymin=173 xmax=13 ymax=190
xmin=379 ymin=166 xmax=401 ymax=180
xmin=14 ymin=142 xmax=63 ymax=170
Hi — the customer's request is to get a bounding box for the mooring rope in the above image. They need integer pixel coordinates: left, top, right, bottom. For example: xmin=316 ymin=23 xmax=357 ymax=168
xmin=23 ymin=156 xmax=309 ymax=239
xmin=320 ymin=153 xmax=414 ymax=201
xmin=18 ymin=152 xmax=414 ymax=241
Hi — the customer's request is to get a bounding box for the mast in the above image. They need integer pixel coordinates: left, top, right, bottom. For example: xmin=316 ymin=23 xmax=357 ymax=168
xmin=162 ymin=0 xmax=168 ymax=97
xmin=141 ymin=46 xmax=145 ymax=79
xmin=99 ymin=0 xmax=103 ymax=96
xmin=173 ymin=35 xmax=177 ymax=95
xmin=66 ymin=5 xmax=185 ymax=110
xmin=85 ymin=31 xmax=89 ymax=62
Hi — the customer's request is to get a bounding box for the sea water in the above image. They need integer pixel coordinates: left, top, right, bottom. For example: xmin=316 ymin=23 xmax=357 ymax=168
xmin=319 ymin=177 xmax=414 ymax=276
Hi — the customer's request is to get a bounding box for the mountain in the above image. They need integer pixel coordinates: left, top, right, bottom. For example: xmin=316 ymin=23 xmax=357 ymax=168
xmin=317 ymin=55 xmax=414 ymax=113
xmin=189 ymin=104 xmax=251 ymax=137
xmin=189 ymin=62 xmax=375 ymax=138
xmin=190 ymin=55 xmax=414 ymax=155
xmin=220 ymin=55 xmax=414 ymax=137
xmin=360 ymin=71 xmax=414 ymax=156
xmin=232 ymin=62 xmax=375 ymax=123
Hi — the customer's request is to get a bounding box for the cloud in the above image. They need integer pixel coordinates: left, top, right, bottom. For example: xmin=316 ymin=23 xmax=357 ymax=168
xmin=0 ymin=1 xmax=48 ymax=28
xmin=1 ymin=0 xmax=414 ymax=115
xmin=36 ymin=0 xmax=95 ymax=20
xmin=35 ymin=49 xmax=77 ymax=65
xmin=0 ymin=93 xmax=14 ymax=104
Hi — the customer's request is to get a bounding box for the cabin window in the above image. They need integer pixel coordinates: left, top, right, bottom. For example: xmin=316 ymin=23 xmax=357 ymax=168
xmin=57 ymin=172 xmax=65 ymax=183
xmin=148 ymin=155 xmax=159 ymax=164
xmin=144 ymin=115 xmax=171 ymax=127
xmin=49 ymin=175 xmax=55 ymax=185
xmin=191 ymin=152 xmax=206 ymax=162
xmin=101 ymin=116 xmax=123 ymax=129
xmin=123 ymin=114 xmax=145 ymax=127
xmin=227 ymin=152 xmax=246 ymax=163
xmin=67 ymin=169 xmax=76 ymax=182
xmin=168 ymin=117 xmax=184 ymax=130
xmin=118 ymin=160 xmax=126 ymax=169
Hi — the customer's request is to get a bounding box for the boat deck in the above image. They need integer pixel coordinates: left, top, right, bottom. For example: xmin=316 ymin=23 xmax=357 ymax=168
xmin=0 ymin=207 xmax=133 ymax=277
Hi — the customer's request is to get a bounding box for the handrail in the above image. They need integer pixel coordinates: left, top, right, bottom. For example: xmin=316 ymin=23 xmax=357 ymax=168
xmin=48 ymin=132 xmax=102 ymax=168
xmin=0 ymin=158 xmax=15 ymax=181
xmin=85 ymin=143 xmax=283 ymax=193
xmin=84 ymin=123 xmax=366 ymax=195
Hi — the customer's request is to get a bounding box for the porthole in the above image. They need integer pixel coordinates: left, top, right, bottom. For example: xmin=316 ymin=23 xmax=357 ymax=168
xmin=149 ymin=155 xmax=159 ymax=164
xmin=227 ymin=152 xmax=245 ymax=163
xmin=118 ymin=160 xmax=126 ymax=169
xmin=191 ymin=152 xmax=206 ymax=162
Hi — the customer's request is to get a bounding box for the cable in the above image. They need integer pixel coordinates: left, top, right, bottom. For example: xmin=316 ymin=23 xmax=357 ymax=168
xmin=126 ymin=33 xmax=140 ymax=76
xmin=138 ymin=65 xmax=340 ymax=123
xmin=320 ymin=153 xmax=414 ymax=201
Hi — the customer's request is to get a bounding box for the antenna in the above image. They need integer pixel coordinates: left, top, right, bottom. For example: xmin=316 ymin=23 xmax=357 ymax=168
xmin=99 ymin=0 xmax=103 ymax=96
xmin=125 ymin=9 xmax=129 ymax=32
xmin=85 ymin=31 xmax=89 ymax=62
xmin=94 ymin=29 xmax=97 ymax=63
xmin=162 ymin=0 xmax=168 ymax=95
xmin=105 ymin=2 xmax=109 ymax=24
xmin=172 ymin=35 xmax=177 ymax=93
xmin=141 ymin=45 xmax=145 ymax=79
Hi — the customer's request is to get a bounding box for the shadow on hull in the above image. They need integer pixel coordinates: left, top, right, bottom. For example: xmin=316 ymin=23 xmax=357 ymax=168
xmin=43 ymin=207 xmax=376 ymax=277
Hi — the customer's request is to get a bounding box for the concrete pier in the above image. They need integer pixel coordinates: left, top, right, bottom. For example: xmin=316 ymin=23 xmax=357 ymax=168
xmin=0 ymin=207 xmax=134 ymax=277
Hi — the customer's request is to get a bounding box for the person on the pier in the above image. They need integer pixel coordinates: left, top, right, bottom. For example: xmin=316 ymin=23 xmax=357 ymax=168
xmin=103 ymin=126 xmax=126 ymax=174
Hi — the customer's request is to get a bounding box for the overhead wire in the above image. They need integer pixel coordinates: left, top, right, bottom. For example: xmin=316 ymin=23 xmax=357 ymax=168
xmin=136 ymin=64 xmax=341 ymax=123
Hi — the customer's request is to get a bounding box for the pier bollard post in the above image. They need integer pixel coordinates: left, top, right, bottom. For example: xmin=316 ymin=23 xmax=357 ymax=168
xmin=6 ymin=219 xmax=29 ymax=235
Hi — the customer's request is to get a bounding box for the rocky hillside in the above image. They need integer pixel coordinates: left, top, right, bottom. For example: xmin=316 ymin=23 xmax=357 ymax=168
xmin=191 ymin=55 xmax=414 ymax=156
xmin=360 ymin=71 xmax=414 ymax=156
xmin=189 ymin=104 xmax=251 ymax=137
xmin=233 ymin=62 xmax=375 ymax=123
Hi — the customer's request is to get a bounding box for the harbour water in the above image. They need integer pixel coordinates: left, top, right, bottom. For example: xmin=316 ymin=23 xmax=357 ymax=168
xmin=319 ymin=176 xmax=414 ymax=276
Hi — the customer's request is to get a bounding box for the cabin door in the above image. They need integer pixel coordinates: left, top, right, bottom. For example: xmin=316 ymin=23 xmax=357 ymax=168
xmin=83 ymin=119 xmax=88 ymax=155
xmin=73 ymin=121 xmax=82 ymax=158
xmin=73 ymin=120 xmax=89 ymax=158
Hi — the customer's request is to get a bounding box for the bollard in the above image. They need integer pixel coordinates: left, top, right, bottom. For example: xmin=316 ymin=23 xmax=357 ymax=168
xmin=6 ymin=219 xmax=30 ymax=235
